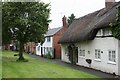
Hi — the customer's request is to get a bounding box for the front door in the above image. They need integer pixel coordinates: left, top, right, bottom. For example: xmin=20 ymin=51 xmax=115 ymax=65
xmin=68 ymin=44 xmax=78 ymax=64
xmin=41 ymin=47 xmax=43 ymax=56
xmin=75 ymin=47 xmax=78 ymax=63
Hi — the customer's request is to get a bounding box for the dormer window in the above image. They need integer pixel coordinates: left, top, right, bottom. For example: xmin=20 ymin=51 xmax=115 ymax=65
xmin=96 ymin=28 xmax=112 ymax=37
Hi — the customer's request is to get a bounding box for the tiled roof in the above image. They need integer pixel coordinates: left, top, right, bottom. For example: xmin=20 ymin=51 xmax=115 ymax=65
xmin=45 ymin=27 xmax=62 ymax=37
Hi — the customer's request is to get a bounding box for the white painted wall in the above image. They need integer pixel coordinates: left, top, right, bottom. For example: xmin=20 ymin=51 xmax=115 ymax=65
xmin=61 ymin=37 xmax=120 ymax=75
xmin=118 ymin=40 xmax=120 ymax=75
xmin=36 ymin=43 xmax=41 ymax=56
xmin=42 ymin=37 xmax=53 ymax=48
xmin=36 ymin=36 xmax=53 ymax=56
xmin=61 ymin=44 xmax=70 ymax=63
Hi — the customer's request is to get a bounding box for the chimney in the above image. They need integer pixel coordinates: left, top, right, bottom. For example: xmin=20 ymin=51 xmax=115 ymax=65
xmin=62 ymin=15 xmax=68 ymax=28
xmin=105 ymin=0 xmax=115 ymax=9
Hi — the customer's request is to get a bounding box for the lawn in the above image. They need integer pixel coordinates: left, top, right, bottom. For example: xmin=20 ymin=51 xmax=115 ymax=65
xmin=2 ymin=51 xmax=100 ymax=78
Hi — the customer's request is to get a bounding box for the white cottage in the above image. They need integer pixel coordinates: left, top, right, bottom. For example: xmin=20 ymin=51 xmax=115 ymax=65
xmin=36 ymin=27 xmax=62 ymax=57
xmin=58 ymin=0 xmax=120 ymax=75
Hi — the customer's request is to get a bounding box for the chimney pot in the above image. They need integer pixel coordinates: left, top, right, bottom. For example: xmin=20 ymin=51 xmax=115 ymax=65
xmin=105 ymin=0 xmax=115 ymax=9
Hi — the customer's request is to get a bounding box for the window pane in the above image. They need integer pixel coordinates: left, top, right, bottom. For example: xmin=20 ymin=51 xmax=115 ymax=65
xmin=96 ymin=30 xmax=102 ymax=36
xmin=98 ymin=50 xmax=100 ymax=53
xmin=109 ymin=51 xmax=111 ymax=54
xmin=95 ymin=49 xmax=97 ymax=52
xmin=105 ymin=29 xmax=109 ymax=35
xmin=103 ymin=29 xmax=105 ymax=36
xmin=83 ymin=50 xmax=85 ymax=56
xmin=109 ymin=53 xmax=111 ymax=61
xmin=98 ymin=53 xmax=100 ymax=59
xmin=47 ymin=37 xmax=51 ymax=42
xmin=95 ymin=53 xmax=97 ymax=59
xmin=95 ymin=50 xmax=97 ymax=59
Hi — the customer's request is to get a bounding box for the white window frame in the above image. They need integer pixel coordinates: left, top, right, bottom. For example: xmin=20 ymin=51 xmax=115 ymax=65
xmin=46 ymin=37 xmax=51 ymax=42
xmin=108 ymin=50 xmax=116 ymax=63
xmin=95 ymin=49 xmax=101 ymax=60
xmin=79 ymin=49 xmax=85 ymax=57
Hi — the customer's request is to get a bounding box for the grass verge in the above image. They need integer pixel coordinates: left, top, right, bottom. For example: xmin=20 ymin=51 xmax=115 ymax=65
xmin=2 ymin=50 xmax=100 ymax=78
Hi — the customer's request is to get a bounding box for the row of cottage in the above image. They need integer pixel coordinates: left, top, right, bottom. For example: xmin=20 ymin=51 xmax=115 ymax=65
xmin=5 ymin=0 xmax=120 ymax=76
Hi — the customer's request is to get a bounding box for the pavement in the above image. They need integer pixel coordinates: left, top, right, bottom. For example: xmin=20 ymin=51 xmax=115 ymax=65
xmin=26 ymin=53 xmax=120 ymax=79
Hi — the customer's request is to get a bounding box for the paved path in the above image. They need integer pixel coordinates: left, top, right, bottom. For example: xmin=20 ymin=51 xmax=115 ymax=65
xmin=26 ymin=53 xmax=120 ymax=79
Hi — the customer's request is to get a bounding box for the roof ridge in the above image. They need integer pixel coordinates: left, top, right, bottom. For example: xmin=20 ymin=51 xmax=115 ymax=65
xmin=48 ymin=27 xmax=62 ymax=30
xmin=73 ymin=9 xmax=103 ymax=22
xmin=45 ymin=27 xmax=62 ymax=37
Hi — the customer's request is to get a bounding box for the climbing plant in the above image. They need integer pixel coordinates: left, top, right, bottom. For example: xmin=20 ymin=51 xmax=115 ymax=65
xmin=111 ymin=6 xmax=120 ymax=40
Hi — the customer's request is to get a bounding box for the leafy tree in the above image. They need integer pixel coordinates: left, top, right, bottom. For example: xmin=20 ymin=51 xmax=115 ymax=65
xmin=67 ymin=13 xmax=75 ymax=26
xmin=0 ymin=3 xmax=1 ymax=46
xmin=2 ymin=2 xmax=51 ymax=61
xmin=111 ymin=6 xmax=120 ymax=40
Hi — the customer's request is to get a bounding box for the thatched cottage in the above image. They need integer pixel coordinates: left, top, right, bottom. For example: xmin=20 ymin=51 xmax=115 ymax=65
xmin=58 ymin=0 xmax=120 ymax=75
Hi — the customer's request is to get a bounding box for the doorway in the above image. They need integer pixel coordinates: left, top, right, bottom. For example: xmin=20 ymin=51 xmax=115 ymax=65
xmin=68 ymin=44 xmax=78 ymax=64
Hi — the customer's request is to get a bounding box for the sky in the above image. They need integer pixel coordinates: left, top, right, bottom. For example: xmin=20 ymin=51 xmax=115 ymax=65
xmin=42 ymin=0 xmax=120 ymax=28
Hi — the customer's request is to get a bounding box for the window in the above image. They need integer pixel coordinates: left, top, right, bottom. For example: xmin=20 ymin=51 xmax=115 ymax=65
xmin=96 ymin=29 xmax=112 ymax=37
xmin=96 ymin=29 xmax=102 ymax=36
xmin=103 ymin=29 xmax=110 ymax=36
xmin=95 ymin=49 xmax=101 ymax=59
xmin=79 ymin=49 xmax=85 ymax=57
xmin=108 ymin=50 xmax=116 ymax=62
xmin=46 ymin=47 xmax=49 ymax=52
xmin=46 ymin=47 xmax=52 ymax=54
xmin=46 ymin=37 xmax=51 ymax=42
xmin=37 ymin=46 xmax=40 ymax=51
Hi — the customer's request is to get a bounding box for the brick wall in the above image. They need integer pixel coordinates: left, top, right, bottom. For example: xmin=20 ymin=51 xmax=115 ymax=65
xmin=53 ymin=27 xmax=67 ymax=59
xmin=24 ymin=42 xmax=36 ymax=54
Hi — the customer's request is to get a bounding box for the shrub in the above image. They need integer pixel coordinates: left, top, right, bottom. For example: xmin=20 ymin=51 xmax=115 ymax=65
xmin=43 ymin=53 xmax=53 ymax=59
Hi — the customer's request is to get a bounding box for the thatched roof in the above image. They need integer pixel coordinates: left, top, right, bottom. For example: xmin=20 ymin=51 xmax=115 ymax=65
xmin=58 ymin=2 xmax=120 ymax=44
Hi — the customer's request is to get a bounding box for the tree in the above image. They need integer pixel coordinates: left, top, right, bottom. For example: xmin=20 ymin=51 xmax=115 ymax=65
xmin=67 ymin=13 xmax=75 ymax=26
xmin=2 ymin=2 xmax=51 ymax=61
xmin=111 ymin=6 xmax=120 ymax=40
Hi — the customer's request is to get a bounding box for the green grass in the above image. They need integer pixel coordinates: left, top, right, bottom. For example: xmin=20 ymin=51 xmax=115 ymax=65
xmin=2 ymin=51 xmax=100 ymax=78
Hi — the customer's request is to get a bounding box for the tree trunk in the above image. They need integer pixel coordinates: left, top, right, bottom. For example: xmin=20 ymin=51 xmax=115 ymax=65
xmin=17 ymin=42 xmax=25 ymax=61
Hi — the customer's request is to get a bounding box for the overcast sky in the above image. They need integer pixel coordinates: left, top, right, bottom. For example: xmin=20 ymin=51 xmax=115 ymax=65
xmin=42 ymin=0 xmax=120 ymax=28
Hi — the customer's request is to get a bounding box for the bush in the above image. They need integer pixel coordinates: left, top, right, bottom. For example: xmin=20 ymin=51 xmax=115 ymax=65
xmin=43 ymin=53 xmax=53 ymax=59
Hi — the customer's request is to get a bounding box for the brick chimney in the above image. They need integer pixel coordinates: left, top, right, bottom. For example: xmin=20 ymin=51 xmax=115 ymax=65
xmin=105 ymin=0 xmax=115 ymax=9
xmin=62 ymin=15 xmax=68 ymax=28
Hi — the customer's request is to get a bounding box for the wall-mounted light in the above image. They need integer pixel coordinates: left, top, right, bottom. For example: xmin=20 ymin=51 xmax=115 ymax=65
xmin=101 ymin=51 xmax=103 ymax=53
